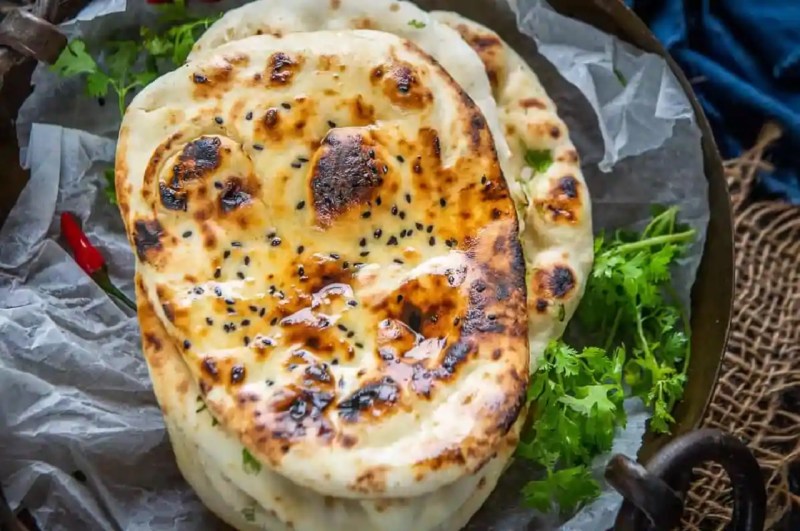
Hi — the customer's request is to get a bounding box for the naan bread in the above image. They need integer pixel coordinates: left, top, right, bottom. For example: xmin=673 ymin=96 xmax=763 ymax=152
xmin=190 ymin=0 xmax=593 ymax=369
xmin=431 ymin=10 xmax=593 ymax=368
xmin=116 ymin=29 xmax=528 ymax=528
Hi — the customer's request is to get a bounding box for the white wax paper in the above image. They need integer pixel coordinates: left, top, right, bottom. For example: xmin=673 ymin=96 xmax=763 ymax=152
xmin=1 ymin=0 xmax=709 ymax=529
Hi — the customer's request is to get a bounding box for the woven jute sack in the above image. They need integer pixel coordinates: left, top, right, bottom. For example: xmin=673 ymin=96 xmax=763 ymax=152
xmin=682 ymin=124 xmax=800 ymax=530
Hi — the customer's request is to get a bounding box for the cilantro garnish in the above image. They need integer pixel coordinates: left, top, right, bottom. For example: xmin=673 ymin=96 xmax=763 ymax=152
xmin=242 ymin=448 xmax=262 ymax=475
xmin=408 ymin=19 xmax=426 ymax=29
xmin=524 ymin=149 xmax=553 ymax=173
xmin=241 ymin=506 xmax=256 ymax=523
xmin=518 ymin=206 xmax=695 ymax=513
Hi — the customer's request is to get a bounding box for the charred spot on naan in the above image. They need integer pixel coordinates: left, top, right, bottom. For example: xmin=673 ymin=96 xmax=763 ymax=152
xmin=534 ymin=174 xmax=583 ymax=223
xmin=449 ymin=23 xmax=506 ymax=92
xmin=338 ymin=377 xmax=400 ymax=423
xmin=370 ymin=58 xmax=433 ymax=110
xmin=191 ymin=53 xmax=249 ymax=98
xmin=530 ymin=264 xmax=577 ymax=306
xmin=133 ymin=219 xmax=165 ymax=263
xmin=267 ymin=51 xmax=300 ymax=85
xmin=310 ymin=128 xmax=387 ymax=226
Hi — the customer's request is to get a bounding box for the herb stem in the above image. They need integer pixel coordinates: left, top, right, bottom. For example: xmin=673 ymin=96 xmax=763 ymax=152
xmin=633 ymin=307 xmax=652 ymax=360
xmin=604 ymin=308 xmax=623 ymax=352
xmin=614 ymin=230 xmax=695 ymax=254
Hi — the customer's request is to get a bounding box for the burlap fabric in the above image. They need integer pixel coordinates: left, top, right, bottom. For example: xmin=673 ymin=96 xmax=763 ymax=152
xmin=682 ymin=124 xmax=800 ymax=530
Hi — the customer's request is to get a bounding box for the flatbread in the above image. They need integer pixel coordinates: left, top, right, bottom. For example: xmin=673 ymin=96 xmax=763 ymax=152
xmin=431 ymin=11 xmax=593 ymax=362
xmin=116 ymin=26 xmax=528 ymax=515
xmin=190 ymin=0 xmax=593 ymax=370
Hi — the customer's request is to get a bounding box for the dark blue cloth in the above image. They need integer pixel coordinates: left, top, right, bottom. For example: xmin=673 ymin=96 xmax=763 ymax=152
xmin=625 ymin=0 xmax=800 ymax=203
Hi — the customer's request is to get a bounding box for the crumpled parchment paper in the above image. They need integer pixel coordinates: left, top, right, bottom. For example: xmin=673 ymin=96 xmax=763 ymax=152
xmin=0 ymin=0 xmax=709 ymax=529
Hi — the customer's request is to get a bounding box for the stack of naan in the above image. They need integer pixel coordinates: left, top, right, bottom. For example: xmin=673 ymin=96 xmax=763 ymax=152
xmin=115 ymin=1 xmax=592 ymax=529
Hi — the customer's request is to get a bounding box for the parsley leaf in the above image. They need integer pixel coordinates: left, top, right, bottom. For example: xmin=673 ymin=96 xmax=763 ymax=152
xmin=241 ymin=506 xmax=256 ymax=523
xmin=524 ymin=149 xmax=553 ymax=173
xmin=518 ymin=206 xmax=694 ymax=513
xmin=408 ymin=19 xmax=426 ymax=29
xmin=52 ymin=40 xmax=98 ymax=77
xmin=242 ymin=448 xmax=262 ymax=475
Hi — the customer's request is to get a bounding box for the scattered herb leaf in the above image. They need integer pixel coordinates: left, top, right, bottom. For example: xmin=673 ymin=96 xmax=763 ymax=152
xmin=614 ymin=68 xmax=627 ymax=87
xmin=242 ymin=448 xmax=262 ymax=475
xmin=241 ymin=506 xmax=256 ymax=523
xmin=524 ymin=149 xmax=553 ymax=173
xmin=408 ymin=19 xmax=426 ymax=29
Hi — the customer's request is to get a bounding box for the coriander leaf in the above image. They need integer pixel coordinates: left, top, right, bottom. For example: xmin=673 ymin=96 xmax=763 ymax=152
xmin=614 ymin=68 xmax=627 ymax=87
xmin=524 ymin=149 xmax=553 ymax=173
xmin=241 ymin=506 xmax=256 ymax=523
xmin=522 ymin=466 xmax=600 ymax=514
xmin=52 ymin=40 xmax=97 ymax=77
xmin=106 ymin=41 xmax=140 ymax=79
xmin=408 ymin=19 xmax=426 ymax=29
xmin=86 ymin=71 xmax=111 ymax=99
xmin=141 ymin=27 xmax=172 ymax=57
xmin=103 ymin=168 xmax=117 ymax=205
xmin=242 ymin=448 xmax=261 ymax=475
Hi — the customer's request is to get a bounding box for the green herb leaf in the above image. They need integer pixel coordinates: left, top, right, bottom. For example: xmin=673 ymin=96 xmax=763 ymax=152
xmin=522 ymin=466 xmax=601 ymax=513
xmin=614 ymin=68 xmax=627 ymax=87
xmin=241 ymin=506 xmax=256 ymax=523
xmin=524 ymin=149 xmax=553 ymax=173
xmin=242 ymin=448 xmax=262 ymax=475
xmin=103 ymin=168 xmax=117 ymax=205
xmin=408 ymin=19 xmax=426 ymax=29
xmin=52 ymin=40 xmax=98 ymax=77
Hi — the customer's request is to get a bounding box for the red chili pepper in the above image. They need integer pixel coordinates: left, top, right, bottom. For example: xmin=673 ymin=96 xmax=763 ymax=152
xmin=60 ymin=212 xmax=136 ymax=311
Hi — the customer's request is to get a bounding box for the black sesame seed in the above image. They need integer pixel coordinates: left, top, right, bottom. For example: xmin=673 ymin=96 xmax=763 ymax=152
xmin=354 ymin=262 xmax=364 ymax=268
xmin=291 ymin=161 xmax=302 ymax=169
xmin=342 ymin=261 xmax=350 ymax=269
xmin=427 ymin=225 xmax=434 ymax=233
xmin=397 ymin=155 xmax=405 ymax=163
xmin=407 ymin=230 xmax=414 ymax=237
xmin=355 ymin=342 xmax=364 ymax=349
xmin=382 ymin=164 xmax=389 ymax=174
xmin=391 ymin=205 xmax=398 ymax=216
xmin=271 ymin=237 xmax=282 ymax=247
xmin=225 ymin=298 xmax=235 ymax=305
xmin=243 ymin=336 xmax=250 ymax=346
xmin=368 ymin=149 xmax=376 ymax=159
xmin=405 ymin=193 xmax=412 ymax=203
xmin=481 ymin=175 xmax=487 ymax=184
xmin=400 ymin=229 xmax=407 ymax=238
xmin=374 ymin=229 xmax=382 ymax=239
xmin=259 ymin=308 xmax=266 ymax=317
xmin=376 ymin=196 xmax=382 ymax=206
xmin=214 ymin=268 xmax=221 ymax=279
xmin=237 ymin=271 xmax=245 ymax=280
xmin=244 ymin=256 xmax=250 ymax=266
xmin=397 ymin=294 xmax=404 ymax=303
xmin=281 ymin=102 xmax=291 ymax=109
xmin=361 ymin=211 xmax=371 ymax=219
xmin=269 ymin=285 xmax=276 ymax=294
xmin=446 ymin=239 xmax=455 ymax=248
xmin=399 ymin=211 xmax=406 ymax=220
xmin=394 ymin=258 xmax=404 ymax=264
xmin=440 ymin=198 xmax=447 ymax=207
xmin=194 ymin=287 xmax=204 ymax=295
xmin=332 ymin=358 xmax=339 ymax=365
xmin=224 ymin=250 xmax=231 ymax=259
xmin=206 ymin=317 xmax=214 ymax=325
xmin=182 ymin=230 xmax=193 ymax=238
xmin=242 ymin=319 xmax=251 ymax=326
xmin=347 ymin=331 xmax=355 ymax=338
xmin=347 ymin=300 xmax=358 ymax=307
xmin=246 ymin=111 xmax=253 ymax=120
xmin=277 ymin=291 xmax=285 ymax=299
xmin=337 ymin=324 xmax=347 ymax=331
xmin=327 ymin=120 xmax=337 ymax=128
xmin=330 ymin=253 xmax=340 ymax=260
xmin=296 ymin=200 xmax=305 ymax=210
xmin=415 ymin=222 xmax=423 ymax=230
xmin=487 ymin=314 xmax=497 ymax=321
xmin=214 ymin=116 xmax=223 ymax=125
xmin=267 ymin=230 xmax=276 ymax=239
xmin=387 ymin=236 xmax=398 ymax=246
xmin=193 ymin=73 xmax=208 ymax=84
xmin=249 ymin=305 xmax=258 ymax=312
xmin=288 ymin=364 xmax=297 ymax=371
xmin=214 ymin=286 xmax=223 ymax=297
xmin=429 ymin=236 xmax=436 ymax=246
xmin=214 ymin=181 xmax=223 ymax=190
xmin=359 ymin=238 xmax=367 ymax=247
xmin=360 ymin=251 xmax=370 ymax=257
xmin=270 ymin=317 xmax=278 ymax=326
xmin=183 ymin=340 xmax=191 ymax=350
xmin=298 ymin=266 xmax=305 ymax=276
xmin=454 ymin=317 xmax=461 ymax=326
xmin=232 ymin=241 xmax=243 ymax=248
xmin=253 ymin=144 xmax=264 ymax=151
xmin=476 ymin=284 xmax=486 ymax=293
xmin=227 ymin=307 xmax=236 ymax=314
xmin=266 ymin=379 xmax=275 ymax=386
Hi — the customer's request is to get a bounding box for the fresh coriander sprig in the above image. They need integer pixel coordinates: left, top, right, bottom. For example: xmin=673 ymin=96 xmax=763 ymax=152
xmin=518 ymin=206 xmax=694 ymax=513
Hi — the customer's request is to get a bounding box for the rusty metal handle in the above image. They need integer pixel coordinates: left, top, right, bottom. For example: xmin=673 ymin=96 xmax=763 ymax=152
xmin=606 ymin=428 xmax=766 ymax=531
